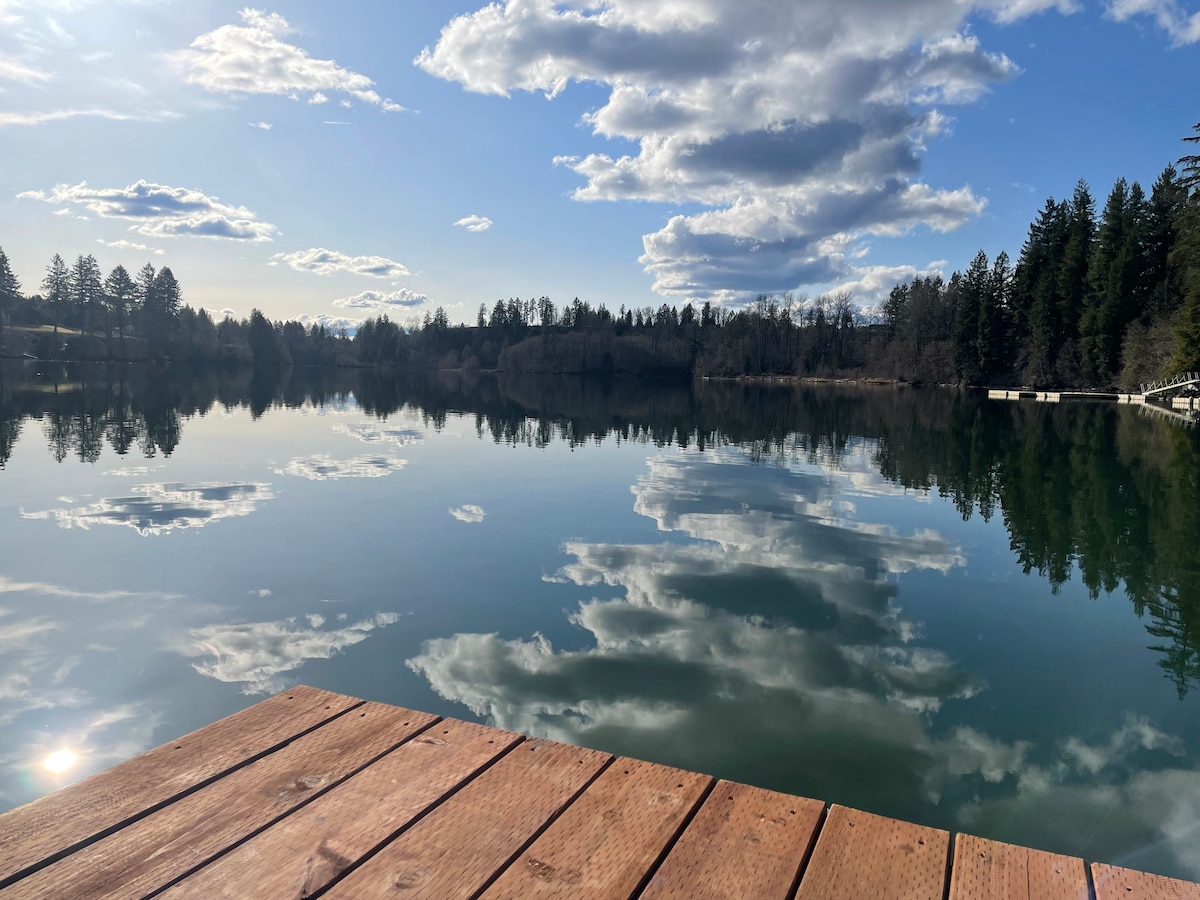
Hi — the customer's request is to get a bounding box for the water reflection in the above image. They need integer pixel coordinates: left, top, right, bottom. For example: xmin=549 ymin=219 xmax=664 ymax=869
xmin=184 ymin=612 xmax=401 ymax=695
xmin=21 ymin=482 xmax=275 ymax=536
xmin=409 ymin=442 xmax=1200 ymax=878
xmin=274 ymin=455 xmax=407 ymax=481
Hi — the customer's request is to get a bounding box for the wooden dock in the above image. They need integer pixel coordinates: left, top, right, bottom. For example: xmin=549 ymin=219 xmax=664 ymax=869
xmin=1 ymin=686 xmax=1197 ymax=899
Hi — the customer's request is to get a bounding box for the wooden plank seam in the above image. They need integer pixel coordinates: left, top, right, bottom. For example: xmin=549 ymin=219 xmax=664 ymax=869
xmin=464 ymin=755 xmax=617 ymax=900
xmin=941 ymin=820 xmax=955 ymax=900
xmin=785 ymin=802 xmax=831 ymax=900
xmin=303 ymin=734 xmax=533 ymax=900
xmin=628 ymin=776 xmax=717 ymax=899
xmin=0 ymin=696 xmax=368 ymax=892
xmin=143 ymin=710 xmax=444 ymax=900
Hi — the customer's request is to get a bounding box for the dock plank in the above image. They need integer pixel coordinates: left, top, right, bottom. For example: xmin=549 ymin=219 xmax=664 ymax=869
xmin=2 ymin=702 xmax=434 ymax=900
xmin=0 ymin=685 xmax=360 ymax=888
xmin=155 ymin=719 xmax=523 ymax=899
xmin=1093 ymin=863 xmax=1200 ymax=899
xmin=949 ymin=834 xmax=1088 ymax=900
xmin=640 ymin=779 xmax=824 ymax=900
xmin=794 ymin=804 xmax=949 ymax=900
xmin=324 ymin=738 xmax=611 ymax=899
xmin=479 ymin=756 xmax=712 ymax=899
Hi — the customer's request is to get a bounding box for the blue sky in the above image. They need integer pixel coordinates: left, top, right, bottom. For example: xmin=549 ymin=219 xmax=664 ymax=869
xmin=1 ymin=0 xmax=1197 ymax=327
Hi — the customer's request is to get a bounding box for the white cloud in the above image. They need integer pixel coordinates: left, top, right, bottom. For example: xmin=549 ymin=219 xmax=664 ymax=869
xmin=0 ymin=54 xmax=52 ymax=84
xmin=453 ymin=214 xmax=493 ymax=232
xmin=274 ymin=454 xmax=408 ymax=481
xmin=333 ymin=288 xmax=428 ymax=310
xmin=184 ymin=612 xmax=401 ymax=694
xmin=829 ymin=260 xmax=948 ymax=308
xmin=417 ymin=0 xmax=1076 ymax=302
xmin=21 ymin=482 xmax=275 ymax=536
xmin=249 ymin=120 xmax=272 ymax=130
xmin=270 ymin=247 xmax=410 ymax=278
xmin=175 ymin=8 xmax=407 ymax=111
xmin=308 ymin=92 xmax=328 ymax=104
xmin=0 ymin=107 xmax=178 ymax=128
xmin=1106 ymin=0 xmax=1200 ymax=45
xmin=19 ymin=180 xmax=278 ymax=241
xmin=95 ymin=237 xmax=161 ymax=255
xmin=450 ymin=504 xmax=486 ymax=524
xmin=297 ymin=313 xmax=360 ymax=334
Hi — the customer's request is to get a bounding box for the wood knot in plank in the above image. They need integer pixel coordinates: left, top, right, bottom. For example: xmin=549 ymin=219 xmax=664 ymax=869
xmin=390 ymin=865 xmax=433 ymax=889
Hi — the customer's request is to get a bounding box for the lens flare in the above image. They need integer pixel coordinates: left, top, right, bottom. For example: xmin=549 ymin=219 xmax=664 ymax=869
xmin=43 ymin=750 xmax=76 ymax=774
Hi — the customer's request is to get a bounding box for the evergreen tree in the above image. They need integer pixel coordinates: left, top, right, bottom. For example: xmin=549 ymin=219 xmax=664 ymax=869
xmin=42 ymin=253 xmax=70 ymax=334
xmin=1143 ymin=166 xmax=1188 ymax=318
xmin=1180 ymin=121 xmax=1200 ymax=192
xmin=103 ymin=265 xmax=137 ymax=348
xmin=69 ymin=253 xmax=104 ymax=336
xmin=142 ymin=266 xmax=181 ymax=348
xmin=1081 ymin=179 xmax=1145 ymax=385
xmin=954 ymin=251 xmax=988 ymax=383
xmin=979 ymin=251 xmax=1011 ymax=379
xmin=0 ymin=246 xmax=21 ymax=349
xmin=1013 ymin=199 xmax=1070 ymax=385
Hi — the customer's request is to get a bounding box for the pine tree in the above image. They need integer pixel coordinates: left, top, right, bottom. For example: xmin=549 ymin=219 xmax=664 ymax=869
xmin=69 ymin=254 xmax=103 ymax=336
xmin=0 ymin=246 xmax=21 ymax=349
xmin=41 ymin=253 xmax=70 ymax=334
xmin=103 ymin=265 xmax=137 ymax=348
xmin=954 ymin=251 xmax=988 ymax=383
xmin=1179 ymin=121 xmax=1200 ymax=192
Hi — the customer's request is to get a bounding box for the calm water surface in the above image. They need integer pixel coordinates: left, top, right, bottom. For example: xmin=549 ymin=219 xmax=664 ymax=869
xmin=1 ymin=364 xmax=1198 ymax=879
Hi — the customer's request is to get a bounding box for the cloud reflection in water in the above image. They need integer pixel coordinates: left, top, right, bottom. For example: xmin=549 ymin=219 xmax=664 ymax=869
xmin=407 ymin=446 xmax=1200 ymax=878
xmin=21 ymin=482 xmax=275 ymax=536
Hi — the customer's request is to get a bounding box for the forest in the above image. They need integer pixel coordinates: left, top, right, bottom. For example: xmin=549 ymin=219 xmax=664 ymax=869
xmin=1 ymin=123 xmax=1196 ymax=388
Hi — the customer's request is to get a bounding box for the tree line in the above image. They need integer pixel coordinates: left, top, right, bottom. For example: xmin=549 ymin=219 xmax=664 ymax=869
xmin=0 ymin=249 xmax=351 ymax=367
xmin=3 ymin=122 xmax=1196 ymax=385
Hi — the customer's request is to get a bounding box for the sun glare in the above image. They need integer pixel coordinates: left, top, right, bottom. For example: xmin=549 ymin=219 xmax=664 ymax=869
xmin=43 ymin=750 xmax=76 ymax=774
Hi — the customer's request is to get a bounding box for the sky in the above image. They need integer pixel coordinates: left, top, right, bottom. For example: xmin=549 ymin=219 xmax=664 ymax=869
xmin=1 ymin=0 xmax=1198 ymax=328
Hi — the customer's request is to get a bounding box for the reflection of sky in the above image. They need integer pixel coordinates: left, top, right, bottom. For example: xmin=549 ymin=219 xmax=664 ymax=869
xmin=449 ymin=504 xmax=486 ymax=524
xmin=274 ymin=455 xmax=407 ymax=481
xmin=409 ymin=445 xmax=1200 ymax=880
xmin=20 ymin=482 xmax=274 ymax=536
xmin=184 ymin=612 xmax=401 ymax=694
xmin=333 ymin=423 xmax=424 ymax=447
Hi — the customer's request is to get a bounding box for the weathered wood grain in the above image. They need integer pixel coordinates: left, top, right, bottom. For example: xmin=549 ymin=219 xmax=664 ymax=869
xmin=795 ymin=804 xmax=949 ymax=900
xmin=949 ymin=833 xmax=1088 ymax=900
xmin=479 ymin=756 xmax=712 ymax=899
xmin=323 ymin=738 xmax=611 ymax=899
xmin=2 ymin=702 xmax=433 ymax=900
xmin=1093 ymin=863 xmax=1200 ymax=899
xmin=155 ymin=719 xmax=522 ymax=899
xmin=640 ymin=779 xmax=824 ymax=900
xmin=0 ymin=685 xmax=361 ymax=888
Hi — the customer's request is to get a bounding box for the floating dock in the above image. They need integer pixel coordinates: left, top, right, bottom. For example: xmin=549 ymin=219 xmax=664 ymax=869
xmin=0 ymin=685 xmax=1196 ymax=899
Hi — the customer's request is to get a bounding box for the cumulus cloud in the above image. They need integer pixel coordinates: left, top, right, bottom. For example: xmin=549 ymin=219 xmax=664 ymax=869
xmin=1106 ymin=0 xmax=1200 ymax=44
xmin=175 ymin=8 xmax=407 ymax=111
xmin=453 ymin=214 xmax=493 ymax=232
xmin=19 ymin=180 xmax=277 ymax=241
xmin=184 ymin=612 xmax=401 ymax=694
xmin=248 ymin=120 xmax=272 ymax=130
xmin=828 ymin=260 xmax=948 ymax=309
xmin=274 ymin=454 xmax=408 ymax=481
xmin=449 ymin=504 xmax=486 ymax=523
xmin=333 ymin=288 xmax=428 ymax=310
xmin=270 ymin=248 xmax=410 ymax=278
xmin=297 ymin=313 xmax=359 ymax=334
xmin=417 ymin=0 xmax=1079 ymax=301
xmin=21 ymin=482 xmax=275 ymax=536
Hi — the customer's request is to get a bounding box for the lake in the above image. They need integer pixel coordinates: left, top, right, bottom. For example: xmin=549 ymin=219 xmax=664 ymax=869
xmin=1 ymin=363 xmax=1198 ymax=880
